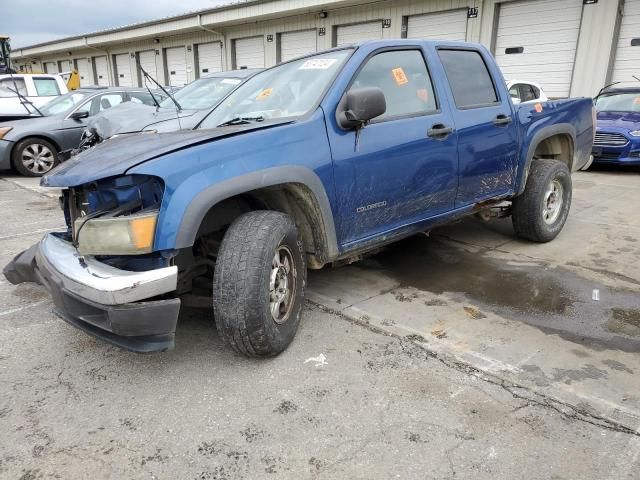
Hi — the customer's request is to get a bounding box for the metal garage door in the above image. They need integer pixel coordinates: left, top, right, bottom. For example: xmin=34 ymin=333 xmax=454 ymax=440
xmin=611 ymin=0 xmax=640 ymax=86
xmin=114 ymin=53 xmax=133 ymax=87
xmin=494 ymin=0 xmax=582 ymax=98
xmin=137 ymin=50 xmax=158 ymax=85
xmin=234 ymin=36 xmax=265 ymax=69
xmin=93 ymin=56 xmax=109 ymax=86
xmin=165 ymin=47 xmax=188 ymax=86
xmin=335 ymin=21 xmax=383 ymax=46
xmin=279 ymin=30 xmax=317 ymax=62
xmin=196 ymin=42 xmax=223 ymax=76
xmin=406 ymin=9 xmax=467 ymax=41
xmin=74 ymin=58 xmax=92 ymax=87
xmin=43 ymin=61 xmax=58 ymax=74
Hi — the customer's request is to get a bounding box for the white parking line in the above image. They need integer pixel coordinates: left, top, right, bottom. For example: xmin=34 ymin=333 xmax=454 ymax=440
xmin=0 ymin=300 xmax=48 ymax=317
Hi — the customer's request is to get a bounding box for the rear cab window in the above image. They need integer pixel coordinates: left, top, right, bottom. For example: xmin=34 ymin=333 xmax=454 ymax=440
xmin=348 ymin=49 xmax=437 ymax=121
xmin=33 ymin=78 xmax=61 ymax=96
xmin=437 ymin=49 xmax=499 ymax=109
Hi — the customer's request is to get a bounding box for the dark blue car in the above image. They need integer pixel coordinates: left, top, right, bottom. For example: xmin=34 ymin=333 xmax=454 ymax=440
xmin=592 ymin=87 xmax=640 ymax=166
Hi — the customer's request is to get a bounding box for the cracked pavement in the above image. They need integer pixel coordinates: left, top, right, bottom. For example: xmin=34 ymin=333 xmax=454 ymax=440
xmin=1 ymin=168 xmax=639 ymax=479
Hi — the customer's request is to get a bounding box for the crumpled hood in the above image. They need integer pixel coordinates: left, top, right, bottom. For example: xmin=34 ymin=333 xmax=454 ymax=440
xmin=41 ymin=121 xmax=290 ymax=187
xmin=87 ymin=102 xmax=199 ymax=139
xmin=596 ymin=111 xmax=640 ymax=132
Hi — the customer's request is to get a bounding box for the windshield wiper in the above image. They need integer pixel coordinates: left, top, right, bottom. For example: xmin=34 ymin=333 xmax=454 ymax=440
xmin=138 ymin=65 xmax=182 ymax=112
xmin=217 ymin=116 xmax=264 ymax=127
xmin=4 ymin=83 xmax=44 ymax=116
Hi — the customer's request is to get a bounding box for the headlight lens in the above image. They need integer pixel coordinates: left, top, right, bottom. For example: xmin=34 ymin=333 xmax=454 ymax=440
xmin=76 ymin=211 xmax=158 ymax=255
xmin=629 ymin=130 xmax=640 ymax=137
xmin=0 ymin=126 xmax=13 ymax=139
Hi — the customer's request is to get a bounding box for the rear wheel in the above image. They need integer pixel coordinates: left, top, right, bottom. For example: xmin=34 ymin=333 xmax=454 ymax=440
xmin=212 ymin=211 xmax=306 ymax=357
xmin=12 ymin=137 xmax=59 ymax=177
xmin=512 ymin=158 xmax=572 ymax=242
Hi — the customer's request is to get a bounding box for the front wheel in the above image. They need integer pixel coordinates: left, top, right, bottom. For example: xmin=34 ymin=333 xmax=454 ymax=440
xmin=512 ymin=158 xmax=572 ymax=243
xmin=212 ymin=211 xmax=306 ymax=357
xmin=12 ymin=137 xmax=59 ymax=177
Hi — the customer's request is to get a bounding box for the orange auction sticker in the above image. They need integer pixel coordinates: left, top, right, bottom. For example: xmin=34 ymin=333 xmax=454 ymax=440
xmin=391 ymin=67 xmax=408 ymax=86
xmin=534 ymin=103 xmax=543 ymax=113
xmin=256 ymin=87 xmax=273 ymax=100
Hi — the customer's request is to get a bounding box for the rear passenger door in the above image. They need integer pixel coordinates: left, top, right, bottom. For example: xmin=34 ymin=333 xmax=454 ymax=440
xmin=437 ymin=48 xmax=518 ymax=206
xmin=328 ymin=48 xmax=459 ymax=246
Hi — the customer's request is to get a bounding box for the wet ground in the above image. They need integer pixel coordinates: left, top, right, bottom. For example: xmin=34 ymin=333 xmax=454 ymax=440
xmin=0 ymin=168 xmax=639 ymax=478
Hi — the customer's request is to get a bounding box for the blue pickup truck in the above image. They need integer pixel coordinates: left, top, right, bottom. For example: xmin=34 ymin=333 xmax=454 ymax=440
xmin=4 ymin=40 xmax=594 ymax=356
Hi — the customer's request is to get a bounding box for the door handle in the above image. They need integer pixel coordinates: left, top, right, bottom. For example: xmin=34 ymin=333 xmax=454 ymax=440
xmin=493 ymin=114 xmax=513 ymax=126
xmin=427 ymin=124 xmax=454 ymax=139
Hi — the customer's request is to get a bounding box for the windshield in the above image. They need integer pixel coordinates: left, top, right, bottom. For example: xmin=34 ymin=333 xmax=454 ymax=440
xmin=199 ymin=50 xmax=352 ymax=129
xmin=596 ymin=93 xmax=640 ymax=113
xmin=40 ymin=91 xmax=92 ymax=115
xmin=159 ymin=77 xmax=243 ymax=110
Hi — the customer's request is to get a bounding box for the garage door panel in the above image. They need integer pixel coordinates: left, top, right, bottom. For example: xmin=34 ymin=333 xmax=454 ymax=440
xmin=495 ymin=0 xmax=582 ymax=97
xmin=336 ymin=22 xmax=382 ymax=46
xmin=165 ymin=47 xmax=188 ymax=87
xmin=114 ymin=54 xmax=133 ymax=87
xmin=44 ymin=62 xmax=58 ymax=74
xmin=93 ymin=56 xmax=109 ymax=86
xmin=406 ymin=10 xmax=467 ymax=41
xmin=611 ymin=0 xmax=640 ymax=85
xmin=234 ymin=36 xmax=265 ymax=69
xmin=75 ymin=58 xmax=91 ymax=87
xmin=138 ymin=50 xmax=158 ymax=84
xmin=279 ymin=30 xmax=317 ymax=62
xmin=197 ymin=42 xmax=222 ymax=76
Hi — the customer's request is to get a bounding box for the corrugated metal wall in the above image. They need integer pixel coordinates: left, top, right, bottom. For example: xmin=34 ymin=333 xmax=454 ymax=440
xmin=12 ymin=0 xmax=624 ymax=96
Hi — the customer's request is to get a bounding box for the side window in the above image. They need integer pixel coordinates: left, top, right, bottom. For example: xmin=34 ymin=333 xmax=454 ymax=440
xmin=33 ymin=78 xmax=61 ymax=96
xmin=438 ymin=49 xmax=499 ymax=109
xmin=0 ymin=78 xmax=27 ymax=96
xmin=348 ymin=50 xmax=437 ymax=120
xmin=96 ymin=93 xmax=125 ymax=112
xmin=508 ymin=85 xmax=521 ymax=102
xmin=527 ymin=84 xmax=540 ymax=101
xmin=128 ymin=91 xmax=161 ymax=106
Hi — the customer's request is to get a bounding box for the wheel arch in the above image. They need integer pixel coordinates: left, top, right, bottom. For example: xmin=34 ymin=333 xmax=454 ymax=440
xmin=517 ymin=124 xmax=576 ymax=196
xmin=10 ymin=134 xmax=61 ymax=163
xmin=175 ymin=166 xmax=339 ymax=267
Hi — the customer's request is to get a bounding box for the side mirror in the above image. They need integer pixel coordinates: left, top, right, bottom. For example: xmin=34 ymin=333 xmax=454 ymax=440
xmin=337 ymin=87 xmax=386 ymax=129
xmin=70 ymin=110 xmax=89 ymax=120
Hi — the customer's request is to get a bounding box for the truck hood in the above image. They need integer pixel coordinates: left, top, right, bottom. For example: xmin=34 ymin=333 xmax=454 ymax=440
xmin=88 ymin=102 xmax=199 ymax=139
xmin=41 ymin=121 xmax=290 ymax=187
xmin=596 ymin=111 xmax=640 ymax=131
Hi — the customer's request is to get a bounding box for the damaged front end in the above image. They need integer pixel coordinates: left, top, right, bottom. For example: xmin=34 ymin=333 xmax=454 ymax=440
xmin=3 ymin=174 xmax=181 ymax=352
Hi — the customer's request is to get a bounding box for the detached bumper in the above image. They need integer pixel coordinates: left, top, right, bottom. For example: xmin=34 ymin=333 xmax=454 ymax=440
xmin=3 ymin=234 xmax=180 ymax=352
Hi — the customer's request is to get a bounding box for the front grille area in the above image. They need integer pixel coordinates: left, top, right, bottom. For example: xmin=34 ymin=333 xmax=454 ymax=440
xmin=592 ymin=152 xmax=621 ymax=161
xmin=594 ymin=132 xmax=629 ymax=147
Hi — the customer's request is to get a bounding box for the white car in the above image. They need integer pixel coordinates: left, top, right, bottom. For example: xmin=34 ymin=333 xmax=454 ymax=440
xmin=0 ymin=74 xmax=69 ymax=119
xmin=506 ymin=79 xmax=548 ymax=104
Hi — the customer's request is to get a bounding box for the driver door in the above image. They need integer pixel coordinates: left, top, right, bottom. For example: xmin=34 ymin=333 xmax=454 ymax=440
xmin=326 ymin=48 xmax=459 ymax=247
xmin=58 ymin=93 xmax=125 ymax=148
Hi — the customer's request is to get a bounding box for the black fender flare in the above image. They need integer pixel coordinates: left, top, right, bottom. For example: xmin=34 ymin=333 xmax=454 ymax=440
xmin=517 ymin=123 xmax=576 ymax=196
xmin=174 ymin=165 xmax=340 ymax=259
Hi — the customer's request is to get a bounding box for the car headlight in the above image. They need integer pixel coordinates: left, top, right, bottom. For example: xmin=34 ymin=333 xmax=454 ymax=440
xmin=0 ymin=126 xmax=13 ymax=139
xmin=629 ymin=130 xmax=640 ymax=137
xmin=75 ymin=211 xmax=158 ymax=255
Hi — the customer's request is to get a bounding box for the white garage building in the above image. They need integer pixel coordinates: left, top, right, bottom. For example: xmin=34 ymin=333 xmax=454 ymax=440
xmin=10 ymin=0 xmax=639 ymax=97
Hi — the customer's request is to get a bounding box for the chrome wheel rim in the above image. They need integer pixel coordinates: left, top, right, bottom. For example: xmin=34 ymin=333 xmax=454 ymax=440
xmin=21 ymin=143 xmax=55 ymax=174
xmin=542 ymin=179 xmax=564 ymax=225
xmin=269 ymin=245 xmax=296 ymax=324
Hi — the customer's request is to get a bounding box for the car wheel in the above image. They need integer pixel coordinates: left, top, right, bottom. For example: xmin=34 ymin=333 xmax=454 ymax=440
xmin=512 ymin=158 xmax=572 ymax=243
xmin=212 ymin=211 xmax=306 ymax=357
xmin=12 ymin=137 xmax=59 ymax=177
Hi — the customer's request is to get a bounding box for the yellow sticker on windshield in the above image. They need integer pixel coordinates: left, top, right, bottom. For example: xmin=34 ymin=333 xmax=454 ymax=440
xmin=392 ymin=67 xmax=408 ymax=86
xmin=256 ymin=88 xmax=273 ymax=100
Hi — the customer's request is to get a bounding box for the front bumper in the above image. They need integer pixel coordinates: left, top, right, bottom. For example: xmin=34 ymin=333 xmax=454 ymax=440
xmin=0 ymin=139 xmax=13 ymax=170
xmin=3 ymin=234 xmax=180 ymax=352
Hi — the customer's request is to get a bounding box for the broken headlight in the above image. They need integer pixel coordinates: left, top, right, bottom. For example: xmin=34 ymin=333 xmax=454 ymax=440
xmin=75 ymin=211 xmax=158 ymax=255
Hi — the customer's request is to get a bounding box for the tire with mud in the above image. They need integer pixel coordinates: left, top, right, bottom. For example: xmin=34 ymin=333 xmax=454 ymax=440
xmin=12 ymin=137 xmax=59 ymax=177
xmin=512 ymin=158 xmax=572 ymax=243
xmin=212 ymin=211 xmax=306 ymax=357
